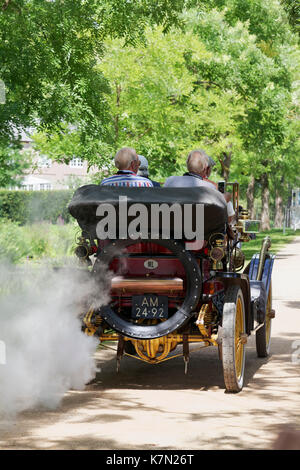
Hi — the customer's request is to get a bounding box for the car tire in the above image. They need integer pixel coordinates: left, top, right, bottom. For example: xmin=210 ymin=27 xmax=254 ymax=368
xmin=256 ymin=282 xmax=272 ymax=358
xmin=222 ymin=285 xmax=246 ymax=393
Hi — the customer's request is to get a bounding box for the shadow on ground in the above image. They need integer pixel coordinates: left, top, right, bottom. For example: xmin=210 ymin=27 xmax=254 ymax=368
xmin=88 ymin=334 xmax=298 ymax=393
xmin=0 ymin=333 xmax=298 ymax=450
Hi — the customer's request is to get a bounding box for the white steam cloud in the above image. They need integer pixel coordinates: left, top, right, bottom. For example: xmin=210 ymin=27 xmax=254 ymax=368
xmin=0 ymin=261 xmax=110 ymax=420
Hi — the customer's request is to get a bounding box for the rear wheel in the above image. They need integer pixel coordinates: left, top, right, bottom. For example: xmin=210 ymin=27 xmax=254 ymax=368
xmin=222 ymin=286 xmax=246 ymax=393
xmin=256 ymin=282 xmax=272 ymax=357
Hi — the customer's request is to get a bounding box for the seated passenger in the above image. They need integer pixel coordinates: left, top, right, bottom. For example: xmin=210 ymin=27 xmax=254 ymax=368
xmin=100 ymin=147 xmax=153 ymax=187
xmin=164 ymin=150 xmax=218 ymax=251
xmin=164 ymin=149 xmax=217 ymax=189
xmin=164 ymin=149 xmax=235 ymax=224
xmin=137 ymin=155 xmax=161 ymax=187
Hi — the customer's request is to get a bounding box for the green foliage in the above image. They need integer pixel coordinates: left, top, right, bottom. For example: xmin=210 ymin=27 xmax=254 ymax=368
xmin=0 ymin=189 xmax=73 ymax=224
xmin=34 ymin=2 xmax=298 ymax=196
xmin=0 ymin=0 xmax=299 ymax=227
xmin=0 ymin=0 xmax=189 ymax=159
xmin=97 ymin=27 xmax=245 ymax=178
xmin=0 ymin=143 xmax=31 ymax=188
xmin=0 ymin=219 xmax=30 ymax=263
xmin=198 ymin=0 xmax=296 ymax=43
xmin=0 ymin=220 xmax=77 ymax=264
xmin=183 ymin=3 xmax=299 ymax=207
xmin=186 ymin=8 xmax=292 ymax=144
xmin=280 ymin=0 xmax=300 ymax=36
xmin=94 ymin=4 xmax=298 ymax=187
xmin=31 ymin=126 xmax=115 ymax=170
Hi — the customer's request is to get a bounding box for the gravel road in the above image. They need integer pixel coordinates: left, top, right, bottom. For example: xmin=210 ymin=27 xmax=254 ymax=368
xmin=0 ymin=237 xmax=299 ymax=450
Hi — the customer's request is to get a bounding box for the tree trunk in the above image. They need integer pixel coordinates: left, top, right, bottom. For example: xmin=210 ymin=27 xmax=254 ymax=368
xmin=114 ymin=83 xmax=122 ymax=142
xmin=220 ymin=151 xmax=232 ymax=182
xmin=246 ymin=175 xmax=256 ymax=219
xmin=261 ymin=173 xmax=270 ymax=231
xmin=274 ymin=187 xmax=284 ymax=228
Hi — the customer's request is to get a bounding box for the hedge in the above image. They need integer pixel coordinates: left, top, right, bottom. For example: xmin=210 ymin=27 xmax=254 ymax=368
xmin=0 ymin=189 xmax=74 ymax=224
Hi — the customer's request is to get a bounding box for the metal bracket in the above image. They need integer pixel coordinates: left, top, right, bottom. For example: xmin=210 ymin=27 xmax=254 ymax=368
xmin=183 ymin=333 xmax=189 ymax=375
xmin=116 ymin=335 xmax=125 ymax=372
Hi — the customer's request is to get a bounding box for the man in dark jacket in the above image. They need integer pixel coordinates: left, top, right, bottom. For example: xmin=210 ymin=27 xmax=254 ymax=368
xmin=164 ymin=149 xmax=216 ymax=189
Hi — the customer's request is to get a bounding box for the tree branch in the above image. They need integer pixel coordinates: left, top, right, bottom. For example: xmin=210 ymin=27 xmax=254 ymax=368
xmin=195 ymin=80 xmax=222 ymax=89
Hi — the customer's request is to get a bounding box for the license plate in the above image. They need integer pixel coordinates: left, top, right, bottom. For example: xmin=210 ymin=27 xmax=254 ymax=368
xmin=131 ymin=295 xmax=168 ymax=319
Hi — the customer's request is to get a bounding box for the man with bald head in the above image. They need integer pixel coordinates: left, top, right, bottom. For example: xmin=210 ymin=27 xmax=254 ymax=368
xmin=164 ymin=149 xmax=216 ymax=189
xmin=100 ymin=147 xmax=153 ymax=187
xmin=164 ymin=148 xmax=235 ymax=222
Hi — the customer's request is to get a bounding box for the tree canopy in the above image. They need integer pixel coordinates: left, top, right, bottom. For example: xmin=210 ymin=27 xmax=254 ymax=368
xmin=0 ymin=0 xmax=299 ymax=228
xmin=0 ymin=0 xmax=191 ymax=151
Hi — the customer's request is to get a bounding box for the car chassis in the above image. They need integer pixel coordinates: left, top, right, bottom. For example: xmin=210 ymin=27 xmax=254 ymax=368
xmin=69 ymin=182 xmax=275 ymax=393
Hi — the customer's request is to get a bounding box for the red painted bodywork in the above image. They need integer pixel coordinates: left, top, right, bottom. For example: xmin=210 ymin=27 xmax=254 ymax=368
xmin=105 ymin=242 xmax=224 ymax=308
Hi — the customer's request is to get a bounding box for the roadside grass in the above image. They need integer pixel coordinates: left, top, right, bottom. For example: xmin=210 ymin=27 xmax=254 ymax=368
xmin=1 ymin=220 xmax=299 ymax=265
xmin=242 ymin=228 xmax=300 ymax=261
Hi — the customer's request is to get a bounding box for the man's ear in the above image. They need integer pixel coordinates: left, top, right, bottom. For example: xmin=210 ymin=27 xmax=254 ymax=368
xmin=129 ymin=160 xmax=137 ymax=173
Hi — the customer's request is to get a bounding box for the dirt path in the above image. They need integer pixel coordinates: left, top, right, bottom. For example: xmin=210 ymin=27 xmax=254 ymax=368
xmin=0 ymin=237 xmax=300 ymax=450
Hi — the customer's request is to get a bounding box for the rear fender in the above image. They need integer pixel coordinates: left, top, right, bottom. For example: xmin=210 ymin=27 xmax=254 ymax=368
xmin=248 ymin=253 xmax=275 ymax=295
xmin=248 ymin=253 xmax=275 ymax=326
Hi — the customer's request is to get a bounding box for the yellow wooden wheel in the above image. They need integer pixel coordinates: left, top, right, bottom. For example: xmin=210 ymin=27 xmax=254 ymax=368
xmin=256 ymin=282 xmax=272 ymax=357
xmin=222 ymin=286 xmax=246 ymax=393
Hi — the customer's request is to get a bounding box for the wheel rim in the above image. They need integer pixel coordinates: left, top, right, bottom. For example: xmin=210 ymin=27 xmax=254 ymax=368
xmin=235 ymin=297 xmax=244 ymax=380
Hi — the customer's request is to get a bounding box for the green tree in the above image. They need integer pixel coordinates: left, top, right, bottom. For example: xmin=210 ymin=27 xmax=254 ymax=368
xmin=0 ymin=143 xmax=31 ymax=188
xmin=0 ymin=0 xmax=192 ymax=184
xmin=99 ymin=28 xmax=199 ymax=177
xmin=2 ymin=0 xmax=298 ymax=226
xmin=280 ymin=0 xmax=300 ymax=36
xmin=97 ymin=27 xmax=244 ymax=179
xmin=184 ymin=4 xmax=298 ymax=228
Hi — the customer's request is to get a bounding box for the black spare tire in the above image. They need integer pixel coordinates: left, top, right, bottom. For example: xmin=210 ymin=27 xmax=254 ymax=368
xmin=93 ymin=238 xmax=202 ymax=339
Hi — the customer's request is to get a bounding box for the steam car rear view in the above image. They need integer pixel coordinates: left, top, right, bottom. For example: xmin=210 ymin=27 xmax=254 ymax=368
xmin=69 ymin=183 xmax=275 ymax=392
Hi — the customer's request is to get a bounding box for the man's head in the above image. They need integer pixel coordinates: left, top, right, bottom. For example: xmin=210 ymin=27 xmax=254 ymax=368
xmin=186 ymin=149 xmax=210 ymax=177
xmin=114 ymin=147 xmax=140 ymax=174
xmin=137 ymin=155 xmax=149 ymax=178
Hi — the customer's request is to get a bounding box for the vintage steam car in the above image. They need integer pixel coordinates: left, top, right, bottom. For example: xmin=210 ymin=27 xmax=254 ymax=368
xmin=68 ymin=182 xmax=275 ymax=393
